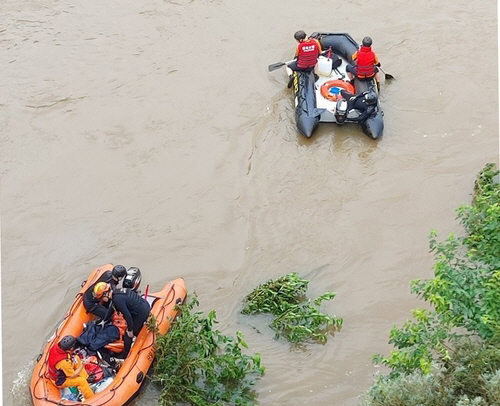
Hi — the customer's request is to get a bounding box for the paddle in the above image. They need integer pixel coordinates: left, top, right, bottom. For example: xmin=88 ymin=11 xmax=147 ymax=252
xmin=268 ymin=59 xmax=295 ymax=72
xmin=379 ymin=66 xmax=394 ymax=80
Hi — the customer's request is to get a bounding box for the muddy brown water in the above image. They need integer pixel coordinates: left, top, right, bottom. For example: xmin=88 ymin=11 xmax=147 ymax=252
xmin=2 ymin=0 xmax=498 ymax=405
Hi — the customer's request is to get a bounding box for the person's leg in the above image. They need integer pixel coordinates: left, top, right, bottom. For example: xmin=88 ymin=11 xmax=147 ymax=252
xmin=61 ymin=376 xmax=94 ymax=400
xmin=346 ymin=64 xmax=355 ymax=81
xmin=122 ymin=334 xmax=132 ymax=357
xmin=133 ymin=302 xmax=151 ymax=336
xmin=287 ymin=60 xmax=299 ymax=71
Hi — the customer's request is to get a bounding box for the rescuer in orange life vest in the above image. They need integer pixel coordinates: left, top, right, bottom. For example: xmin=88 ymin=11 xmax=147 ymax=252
xmin=47 ymin=335 xmax=94 ymax=400
xmin=287 ymin=30 xmax=322 ymax=72
xmin=346 ymin=36 xmax=381 ymax=91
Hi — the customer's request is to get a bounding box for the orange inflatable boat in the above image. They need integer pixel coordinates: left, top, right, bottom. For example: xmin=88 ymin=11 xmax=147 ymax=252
xmin=30 ymin=264 xmax=187 ymax=405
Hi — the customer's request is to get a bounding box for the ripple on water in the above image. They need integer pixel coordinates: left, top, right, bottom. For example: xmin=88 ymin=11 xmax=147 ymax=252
xmin=12 ymin=359 xmax=35 ymax=406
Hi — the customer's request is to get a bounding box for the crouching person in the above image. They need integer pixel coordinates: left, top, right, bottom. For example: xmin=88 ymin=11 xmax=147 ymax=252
xmin=105 ymin=284 xmax=151 ymax=357
xmin=47 ymin=335 xmax=94 ymax=401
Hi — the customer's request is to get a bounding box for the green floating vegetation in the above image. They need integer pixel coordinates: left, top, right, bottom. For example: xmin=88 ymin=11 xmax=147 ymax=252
xmin=241 ymin=272 xmax=343 ymax=343
xmin=150 ymin=295 xmax=265 ymax=406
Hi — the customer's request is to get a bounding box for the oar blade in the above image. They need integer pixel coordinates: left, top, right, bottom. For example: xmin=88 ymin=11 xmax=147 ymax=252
xmin=268 ymin=62 xmax=286 ymax=72
xmin=378 ymin=66 xmax=395 ymax=80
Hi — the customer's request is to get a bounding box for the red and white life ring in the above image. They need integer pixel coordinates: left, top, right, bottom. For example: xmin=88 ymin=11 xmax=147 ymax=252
xmin=320 ymin=80 xmax=355 ymax=102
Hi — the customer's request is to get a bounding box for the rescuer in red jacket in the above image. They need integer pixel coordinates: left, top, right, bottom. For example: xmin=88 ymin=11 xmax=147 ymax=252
xmin=47 ymin=335 xmax=94 ymax=400
xmin=346 ymin=36 xmax=381 ymax=90
xmin=287 ymin=30 xmax=322 ymax=72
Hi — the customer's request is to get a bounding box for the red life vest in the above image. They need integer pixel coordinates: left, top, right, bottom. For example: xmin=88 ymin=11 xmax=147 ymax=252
xmin=47 ymin=344 xmax=70 ymax=381
xmin=355 ymin=46 xmax=376 ymax=78
xmin=297 ymin=39 xmax=320 ymax=69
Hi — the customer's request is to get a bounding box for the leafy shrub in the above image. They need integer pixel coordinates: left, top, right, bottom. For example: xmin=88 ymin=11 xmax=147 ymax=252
xmin=150 ymin=295 xmax=265 ymax=406
xmin=241 ymin=272 xmax=343 ymax=343
xmin=363 ymin=164 xmax=500 ymax=405
xmin=363 ymin=340 xmax=500 ymax=406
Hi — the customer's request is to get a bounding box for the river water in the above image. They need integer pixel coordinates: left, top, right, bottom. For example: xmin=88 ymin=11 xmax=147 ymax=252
xmin=2 ymin=0 xmax=498 ymax=405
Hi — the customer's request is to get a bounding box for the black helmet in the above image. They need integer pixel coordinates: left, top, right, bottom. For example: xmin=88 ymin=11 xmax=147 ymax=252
xmin=294 ymin=30 xmax=307 ymax=41
xmin=364 ymin=91 xmax=377 ymax=106
xmin=123 ymin=267 xmax=142 ymax=291
xmin=59 ymin=335 xmax=76 ymax=350
xmin=362 ymin=36 xmax=372 ymax=47
xmin=111 ymin=264 xmax=126 ymax=279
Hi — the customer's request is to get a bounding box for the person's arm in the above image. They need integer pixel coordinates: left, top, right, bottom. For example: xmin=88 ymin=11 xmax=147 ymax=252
xmin=313 ymin=38 xmax=322 ymax=53
xmin=71 ymin=355 xmax=84 ymax=377
xmin=93 ymin=303 xmax=110 ymax=320
xmin=349 ymin=106 xmax=376 ymax=122
xmin=340 ymin=90 xmax=354 ymax=100
xmin=114 ymin=295 xmax=134 ymax=333
xmin=374 ymin=53 xmax=380 ymax=67
xmin=57 ymin=358 xmax=82 ymax=379
xmin=102 ymin=300 xmax=114 ymax=322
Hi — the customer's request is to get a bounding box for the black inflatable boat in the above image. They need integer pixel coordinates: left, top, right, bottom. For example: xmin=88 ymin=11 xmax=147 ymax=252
xmin=286 ymin=32 xmax=384 ymax=139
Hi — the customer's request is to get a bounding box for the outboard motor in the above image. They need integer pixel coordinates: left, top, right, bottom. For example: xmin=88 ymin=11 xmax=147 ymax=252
xmin=334 ymin=98 xmax=348 ymax=124
xmin=123 ymin=267 xmax=142 ymax=292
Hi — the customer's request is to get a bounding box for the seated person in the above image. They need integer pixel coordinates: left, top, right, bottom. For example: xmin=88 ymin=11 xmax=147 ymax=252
xmin=340 ymin=89 xmax=378 ymax=122
xmin=47 ymin=335 xmax=94 ymax=401
xmin=83 ymin=265 xmax=126 ymax=320
xmin=287 ymin=30 xmax=322 ymax=73
xmin=345 ymin=36 xmax=381 ymax=89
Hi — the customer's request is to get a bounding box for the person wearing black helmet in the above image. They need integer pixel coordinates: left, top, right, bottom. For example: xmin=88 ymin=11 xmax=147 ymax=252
xmin=47 ymin=335 xmax=94 ymax=400
xmin=339 ymin=89 xmax=378 ymax=123
xmin=346 ymin=36 xmax=381 ymax=91
xmin=287 ymin=30 xmax=322 ymax=73
xmin=83 ymin=264 xmax=127 ymax=320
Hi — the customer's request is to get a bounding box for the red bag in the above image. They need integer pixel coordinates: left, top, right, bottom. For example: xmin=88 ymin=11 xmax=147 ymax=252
xmin=84 ymin=357 xmax=104 ymax=383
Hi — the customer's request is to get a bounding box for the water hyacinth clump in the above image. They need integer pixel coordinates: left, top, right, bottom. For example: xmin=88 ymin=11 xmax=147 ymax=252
xmin=242 ymin=272 xmax=343 ymax=343
xmin=150 ymin=296 xmax=265 ymax=406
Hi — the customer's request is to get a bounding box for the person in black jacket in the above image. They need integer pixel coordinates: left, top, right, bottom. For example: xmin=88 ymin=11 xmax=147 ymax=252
xmin=107 ymin=286 xmax=151 ymax=357
xmin=83 ymin=265 xmax=126 ymax=320
xmin=339 ymin=89 xmax=378 ymax=122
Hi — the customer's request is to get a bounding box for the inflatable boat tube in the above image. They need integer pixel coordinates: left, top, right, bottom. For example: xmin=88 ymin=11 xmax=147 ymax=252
xmin=30 ymin=264 xmax=187 ymax=406
xmin=292 ymin=70 xmax=325 ymax=138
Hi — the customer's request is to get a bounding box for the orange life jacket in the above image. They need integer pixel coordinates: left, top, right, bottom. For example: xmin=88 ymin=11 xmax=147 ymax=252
xmin=297 ymin=39 xmax=321 ymax=69
xmin=355 ymin=46 xmax=376 ymax=78
xmin=104 ymin=311 xmax=127 ymax=353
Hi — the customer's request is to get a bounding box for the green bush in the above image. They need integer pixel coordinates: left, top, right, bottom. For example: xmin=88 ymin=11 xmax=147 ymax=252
xmin=362 ymin=340 xmax=500 ymax=406
xmin=363 ymin=164 xmax=500 ymax=405
xmin=150 ymin=296 xmax=265 ymax=406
